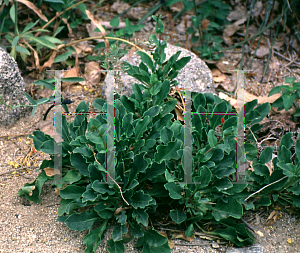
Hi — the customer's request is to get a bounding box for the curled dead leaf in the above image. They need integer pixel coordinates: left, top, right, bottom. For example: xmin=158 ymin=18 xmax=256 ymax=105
xmin=255 ymin=230 xmax=264 ymax=237
xmin=11 ymin=0 xmax=48 ymax=22
xmin=62 ymin=67 xmax=80 ymax=87
xmin=44 ymin=167 xmax=61 ymax=177
xmin=219 ymin=91 xmax=281 ymax=108
xmin=38 ymin=50 xmax=57 ymax=73
xmin=23 ymin=40 xmax=40 ymax=70
xmin=85 ymin=10 xmax=109 ymax=52
xmin=62 ymin=18 xmax=74 ymax=37
xmin=85 ymin=61 xmax=101 ymax=85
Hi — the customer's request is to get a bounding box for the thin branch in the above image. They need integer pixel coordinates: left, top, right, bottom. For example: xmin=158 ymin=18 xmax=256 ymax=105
xmin=87 ymin=144 xmax=129 ymax=206
xmin=244 ymin=176 xmax=288 ymax=202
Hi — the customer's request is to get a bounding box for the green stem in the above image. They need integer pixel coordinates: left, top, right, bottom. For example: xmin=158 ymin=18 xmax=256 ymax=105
xmin=13 ymin=0 xmax=19 ymax=35
xmin=35 ymin=0 xmax=90 ymax=37
xmin=57 ymin=36 xmax=153 ymax=60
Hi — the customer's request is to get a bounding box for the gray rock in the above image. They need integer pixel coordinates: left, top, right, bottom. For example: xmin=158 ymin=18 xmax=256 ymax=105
xmin=0 ymin=47 xmax=32 ymax=126
xmin=102 ymin=42 xmax=214 ymax=97
xmin=225 ymin=244 xmax=265 ymax=253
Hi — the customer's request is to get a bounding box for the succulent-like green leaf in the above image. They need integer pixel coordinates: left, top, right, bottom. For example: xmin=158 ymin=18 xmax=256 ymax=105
xmin=135 ymin=116 xmax=151 ymax=140
xmin=143 ymin=227 xmax=168 ymax=247
xmin=64 ymin=210 xmax=99 ymax=231
xmin=259 ymin=147 xmax=274 ymax=164
xmin=107 ymin=239 xmax=125 ymax=253
xmin=164 ymin=182 xmax=183 ymax=200
xmin=130 ymin=190 xmax=153 ymax=209
xmin=212 ymin=197 xmax=243 ymax=221
xmin=154 ymin=140 xmax=182 ymax=162
xmin=170 ymin=210 xmax=187 ymax=224
xmin=132 ymin=209 xmax=149 ymax=227
xmin=277 ymin=145 xmax=292 ymax=164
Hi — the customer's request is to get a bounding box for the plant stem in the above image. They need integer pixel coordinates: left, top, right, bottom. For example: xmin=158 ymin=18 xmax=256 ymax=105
xmin=244 ymin=176 xmax=288 ymax=202
xmin=13 ymin=0 xmax=19 ymax=35
xmin=35 ymin=0 xmax=91 ymax=37
xmin=57 ymin=36 xmax=153 ymax=60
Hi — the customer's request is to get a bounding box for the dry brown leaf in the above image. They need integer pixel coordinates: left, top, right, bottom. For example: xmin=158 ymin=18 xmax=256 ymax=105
xmin=252 ymin=1 xmax=263 ymax=18
xmin=171 ymin=232 xmax=185 ymax=240
xmin=183 ymin=234 xmax=194 ymax=242
xmin=86 ymin=10 xmax=109 ymax=52
xmin=44 ymin=167 xmax=61 ymax=177
xmin=169 ymin=231 xmax=194 ymax=242
xmin=168 ymin=239 xmax=175 ymax=249
xmin=159 ymin=231 xmax=168 ymax=237
xmin=212 ymin=68 xmax=222 ymax=76
xmin=110 ymin=0 xmax=130 ymax=14
xmin=72 ymin=43 xmax=85 ymax=55
xmin=169 ymin=0 xmax=184 ymax=12
xmin=245 ymin=91 xmax=281 ymax=104
xmin=12 ymin=0 xmax=48 ymax=22
xmin=38 ymin=50 xmax=57 ymax=73
xmin=128 ymin=46 xmax=136 ymax=61
xmin=219 ymin=91 xmax=281 ymax=108
xmin=54 ymin=187 xmax=60 ymax=195
xmin=216 ymin=61 xmax=236 ymax=74
xmin=84 ymin=47 xmax=93 ymax=53
xmin=22 ymin=40 xmax=40 ymax=70
xmin=224 ymin=23 xmax=240 ymax=37
xmin=75 ymin=48 xmax=79 ymax=75
xmin=227 ymin=6 xmax=248 ymax=21
xmin=98 ymin=21 xmax=126 ymax=29
xmin=53 ymin=12 xmax=61 ymax=33
xmin=213 ymin=74 xmax=227 ymax=83
xmin=256 ymin=46 xmax=270 ymax=58
xmin=85 ymin=61 xmax=101 ymax=85
xmin=266 ymin=210 xmax=277 ymax=222
xmin=212 ymin=69 xmax=227 ymax=83
xmin=62 ymin=18 xmax=74 ymax=37
xmin=255 ymin=230 xmax=265 ymax=237
xmin=265 ymin=216 xmax=277 ymax=226
xmin=270 ymin=58 xmax=280 ymax=70
xmin=201 ymin=19 xmax=210 ymax=31
xmin=175 ymin=107 xmax=183 ymax=121
xmin=194 ymin=231 xmax=220 ymax=240
xmin=62 ymin=67 xmax=80 ymax=86
xmin=218 ymin=92 xmax=238 ymax=107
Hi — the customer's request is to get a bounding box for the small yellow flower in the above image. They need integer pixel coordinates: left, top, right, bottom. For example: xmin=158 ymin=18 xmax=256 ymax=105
xmin=7 ymin=161 xmax=19 ymax=168
xmin=287 ymin=238 xmax=292 ymax=244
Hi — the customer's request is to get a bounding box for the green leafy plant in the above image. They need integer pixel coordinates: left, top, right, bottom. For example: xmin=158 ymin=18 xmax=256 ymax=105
xmin=245 ymin=131 xmax=300 ymax=210
xmin=269 ymin=77 xmax=300 ymax=120
xmin=20 ymin=16 xmax=147 ymax=117
xmin=3 ymin=18 xmax=62 ymax=61
xmin=113 ymin=0 xmax=229 ymax=60
xmin=19 ymin=16 xmax=300 ymax=253
xmin=40 ymin=0 xmax=88 ymax=32
xmin=0 ymin=0 xmax=88 ymax=61
xmin=183 ymin=0 xmax=229 ymax=60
